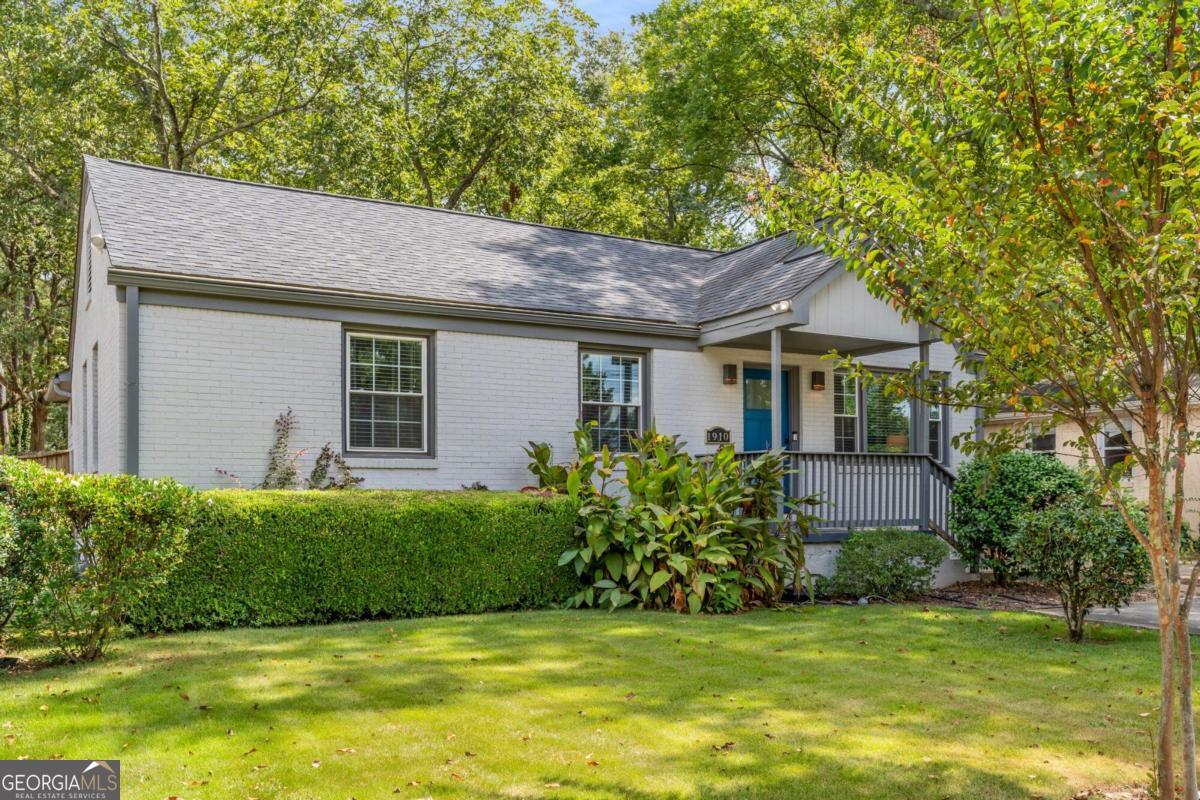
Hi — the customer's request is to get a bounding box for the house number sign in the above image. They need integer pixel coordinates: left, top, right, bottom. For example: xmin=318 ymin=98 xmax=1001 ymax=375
xmin=705 ymin=426 xmax=732 ymax=445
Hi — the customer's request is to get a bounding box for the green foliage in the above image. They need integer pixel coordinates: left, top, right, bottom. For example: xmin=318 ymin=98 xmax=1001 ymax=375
xmin=949 ymin=452 xmax=1088 ymax=583
xmin=0 ymin=501 xmax=36 ymax=643
xmin=1014 ymin=497 xmax=1151 ymax=643
xmin=536 ymin=422 xmax=812 ymax=614
xmin=825 ymin=528 xmax=949 ymax=600
xmin=0 ymin=456 xmax=195 ymax=661
xmin=130 ymin=489 xmax=579 ymax=632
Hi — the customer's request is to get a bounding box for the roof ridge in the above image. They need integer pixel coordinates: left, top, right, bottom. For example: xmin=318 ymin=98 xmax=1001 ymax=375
xmin=83 ymin=156 xmax=722 ymax=255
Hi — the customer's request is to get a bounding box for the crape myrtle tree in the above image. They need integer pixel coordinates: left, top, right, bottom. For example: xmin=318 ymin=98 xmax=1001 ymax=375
xmin=779 ymin=0 xmax=1200 ymax=794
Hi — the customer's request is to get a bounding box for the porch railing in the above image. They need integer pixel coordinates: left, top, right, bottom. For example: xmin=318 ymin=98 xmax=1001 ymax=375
xmin=739 ymin=450 xmax=955 ymax=538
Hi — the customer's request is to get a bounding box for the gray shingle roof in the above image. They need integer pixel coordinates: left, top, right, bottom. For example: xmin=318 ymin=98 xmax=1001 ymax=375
xmin=84 ymin=157 xmax=842 ymax=327
xmin=698 ymin=233 xmax=840 ymax=321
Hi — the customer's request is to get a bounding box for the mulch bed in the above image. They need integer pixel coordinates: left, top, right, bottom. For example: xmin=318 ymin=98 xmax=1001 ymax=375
xmin=920 ymin=579 xmax=1156 ymax=612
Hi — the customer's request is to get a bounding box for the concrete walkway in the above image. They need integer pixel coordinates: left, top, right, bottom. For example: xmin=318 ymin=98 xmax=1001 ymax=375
xmin=1036 ymin=601 xmax=1200 ymax=634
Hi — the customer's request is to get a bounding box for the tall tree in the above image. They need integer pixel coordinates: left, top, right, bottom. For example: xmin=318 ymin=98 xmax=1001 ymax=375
xmin=635 ymin=0 xmax=953 ymax=239
xmin=785 ymin=0 xmax=1200 ymax=793
xmin=87 ymin=0 xmax=358 ymax=172
xmin=0 ymin=0 xmax=99 ymax=452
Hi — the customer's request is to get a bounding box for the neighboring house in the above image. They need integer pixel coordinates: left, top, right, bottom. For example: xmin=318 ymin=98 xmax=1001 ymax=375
xmin=66 ymin=157 xmax=977 ymax=580
xmin=984 ymin=410 xmax=1200 ymax=527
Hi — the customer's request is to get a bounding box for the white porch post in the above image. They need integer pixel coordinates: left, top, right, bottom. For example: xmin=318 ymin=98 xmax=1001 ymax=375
xmin=770 ymin=326 xmax=783 ymax=451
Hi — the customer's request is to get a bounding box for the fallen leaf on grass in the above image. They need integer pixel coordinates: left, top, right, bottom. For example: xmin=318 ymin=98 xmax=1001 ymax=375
xmin=336 ymin=748 xmax=356 ymax=755
xmin=311 ymin=760 xmax=321 ymax=769
xmin=242 ymin=748 xmax=257 ymax=757
xmin=712 ymin=742 xmax=736 ymax=751
xmin=586 ymin=760 xmax=599 ymax=767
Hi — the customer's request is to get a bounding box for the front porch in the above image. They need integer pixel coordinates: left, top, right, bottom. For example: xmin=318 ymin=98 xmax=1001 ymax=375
xmin=702 ymin=264 xmax=958 ymax=541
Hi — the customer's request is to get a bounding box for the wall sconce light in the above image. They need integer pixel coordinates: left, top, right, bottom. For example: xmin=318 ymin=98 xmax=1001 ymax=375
xmin=811 ymin=370 xmax=826 ymax=391
xmin=722 ymin=364 xmax=738 ymax=385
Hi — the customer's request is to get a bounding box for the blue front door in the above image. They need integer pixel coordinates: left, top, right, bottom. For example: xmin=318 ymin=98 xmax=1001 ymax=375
xmin=743 ymin=368 xmax=790 ymax=451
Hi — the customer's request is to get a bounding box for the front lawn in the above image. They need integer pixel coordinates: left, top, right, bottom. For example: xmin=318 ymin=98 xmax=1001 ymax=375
xmin=2 ymin=606 xmax=1158 ymax=799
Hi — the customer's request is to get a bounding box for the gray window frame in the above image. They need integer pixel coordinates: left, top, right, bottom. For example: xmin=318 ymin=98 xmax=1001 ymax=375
xmin=578 ymin=346 xmax=649 ymax=453
xmin=342 ymin=329 xmax=434 ymax=458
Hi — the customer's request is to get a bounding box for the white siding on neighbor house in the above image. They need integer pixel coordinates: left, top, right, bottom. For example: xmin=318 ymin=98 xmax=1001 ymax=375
xmin=69 ymin=189 xmax=126 ymax=473
xmin=138 ymin=305 xmax=579 ymax=490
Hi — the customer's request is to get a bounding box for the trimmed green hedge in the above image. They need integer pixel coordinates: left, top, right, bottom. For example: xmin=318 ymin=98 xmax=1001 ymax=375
xmin=130 ymin=490 xmax=579 ymax=632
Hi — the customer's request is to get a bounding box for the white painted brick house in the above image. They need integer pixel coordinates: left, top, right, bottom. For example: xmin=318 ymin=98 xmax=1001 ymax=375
xmin=65 ymin=157 xmax=976 ymax=580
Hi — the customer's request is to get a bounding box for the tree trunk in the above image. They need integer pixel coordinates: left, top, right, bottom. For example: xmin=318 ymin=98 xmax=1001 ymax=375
xmin=27 ymin=398 xmax=48 ymax=453
xmin=1175 ymin=612 xmax=1197 ymax=799
xmin=1147 ymin=481 xmax=1184 ymax=798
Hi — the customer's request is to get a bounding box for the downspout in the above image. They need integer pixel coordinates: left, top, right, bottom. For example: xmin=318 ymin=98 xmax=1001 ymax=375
xmin=126 ymin=286 xmax=139 ymax=475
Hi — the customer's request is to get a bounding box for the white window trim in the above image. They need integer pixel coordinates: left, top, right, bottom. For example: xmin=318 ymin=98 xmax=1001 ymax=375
xmin=1100 ymin=426 xmax=1134 ymax=476
xmin=580 ymin=350 xmax=645 ymax=452
xmin=344 ymin=331 xmax=428 ymax=454
xmin=833 ymin=370 xmax=858 ymax=452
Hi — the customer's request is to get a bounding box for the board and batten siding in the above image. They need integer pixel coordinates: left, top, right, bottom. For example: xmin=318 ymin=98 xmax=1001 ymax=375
xmin=69 ymin=188 xmax=127 ymax=474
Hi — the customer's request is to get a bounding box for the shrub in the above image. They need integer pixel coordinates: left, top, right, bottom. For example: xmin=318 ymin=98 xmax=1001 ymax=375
xmin=1013 ymin=496 xmax=1151 ymax=642
xmin=130 ymin=490 xmax=579 ymax=631
xmin=0 ymin=502 xmax=35 ymax=645
xmin=535 ymin=422 xmax=812 ymax=614
xmin=0 ymin=457 xmax=195 ymax=661
xmin=826 ymin=528 xmax=949 ymax=600
xmin=948 ymin=451 xmax=1088 ymax=583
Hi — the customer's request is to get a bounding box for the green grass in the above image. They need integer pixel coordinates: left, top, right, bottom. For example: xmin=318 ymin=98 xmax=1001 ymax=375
xmin=1 ymin=606 xmax=1161 ymax=799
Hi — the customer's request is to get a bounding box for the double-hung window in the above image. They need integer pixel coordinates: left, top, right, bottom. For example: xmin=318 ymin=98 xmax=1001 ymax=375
xmin=580 ymin=351 xmax=642 ymax=452
xmin=833 ymin=371 xmax=858 ymax=453
xmin=927 ymin=402 xmax=943 ymax=461
xmin=1029 ymin=429 xmax=1056 ymax=457
xmin=346 ymin=332 xmax=427 ymax=453
xmin=835 ymin=369 xmax=945 ymax=458
xmin=1103 ymin=428 xmax=1133 ymax=470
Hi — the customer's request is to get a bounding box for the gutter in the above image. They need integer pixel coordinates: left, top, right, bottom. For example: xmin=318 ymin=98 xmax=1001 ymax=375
xmin=106 ymin=267 xmax=702 ymax=340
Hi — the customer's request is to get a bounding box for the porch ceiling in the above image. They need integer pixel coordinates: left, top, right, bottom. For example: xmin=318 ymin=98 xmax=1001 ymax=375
xmin=709 ymin=328 xmax=917 ymax=357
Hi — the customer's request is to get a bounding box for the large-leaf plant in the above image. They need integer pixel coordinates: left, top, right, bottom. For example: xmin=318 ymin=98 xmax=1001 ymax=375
xmin=528 ymin=422 xmax=813 ymax=613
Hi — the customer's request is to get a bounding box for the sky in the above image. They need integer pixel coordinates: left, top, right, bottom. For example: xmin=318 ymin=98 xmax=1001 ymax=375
xmin=575 ymin=0 xmax=660 ymax=32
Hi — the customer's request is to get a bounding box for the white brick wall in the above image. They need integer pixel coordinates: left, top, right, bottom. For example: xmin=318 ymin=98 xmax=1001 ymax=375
xmin=139 ymin=306 xmax=578 ymax=489
xmin=133 ymin=303 xmax=973 ymax=489
xmin=69 ymin=190 xmax=126 ymax=474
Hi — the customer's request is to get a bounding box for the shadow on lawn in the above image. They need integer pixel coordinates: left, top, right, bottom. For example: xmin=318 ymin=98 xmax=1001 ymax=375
xmin=9 ymin=607 xmax=1153 ymax=799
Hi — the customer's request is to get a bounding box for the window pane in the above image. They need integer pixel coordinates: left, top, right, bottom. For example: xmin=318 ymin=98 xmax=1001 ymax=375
xmin=375 ymin=365 xmax=399 ymax=393
xmin=350 ymin=393 xmax=374 ymax=417
xmin=834 ymin=372 xmax=856 ymax=417
xmin=399 ymin=367 xmax=422 ymax=394
xmin=349 ymin=419 xmax=373 ymax=449
xmin=373 ymin=394 xmax=400 ymax=421
xmin=350 ymin=337 xmax=374 ymax=364
xmin=374 ymin=422 xmax=399 ymax=449
xmin=1104 ymin=431 xmax=1131 ymax=468
xmin=374 ymin=338 xmax=399 ymax=366
xmin=397 ymin=395 xmax=422 ymax=424
xmin=866 ymin=385 xmax=911 ymax=453
xmin=581 ymin=375 xmax=602 ymax=403
xmin=928 ymin=420 xmax=942 ymax=460
xmin=745 ymin=378 xmax=771 ymax=410
xmin=835 ymin=416 xmax=856 ymax=453
xmin=398 ymin=341 xmax=422 ymax=368
xmin=1030 ymin=431 xmax=1056 ymax=454
xmin=350 ymin=363 xmax=373 ymax=391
